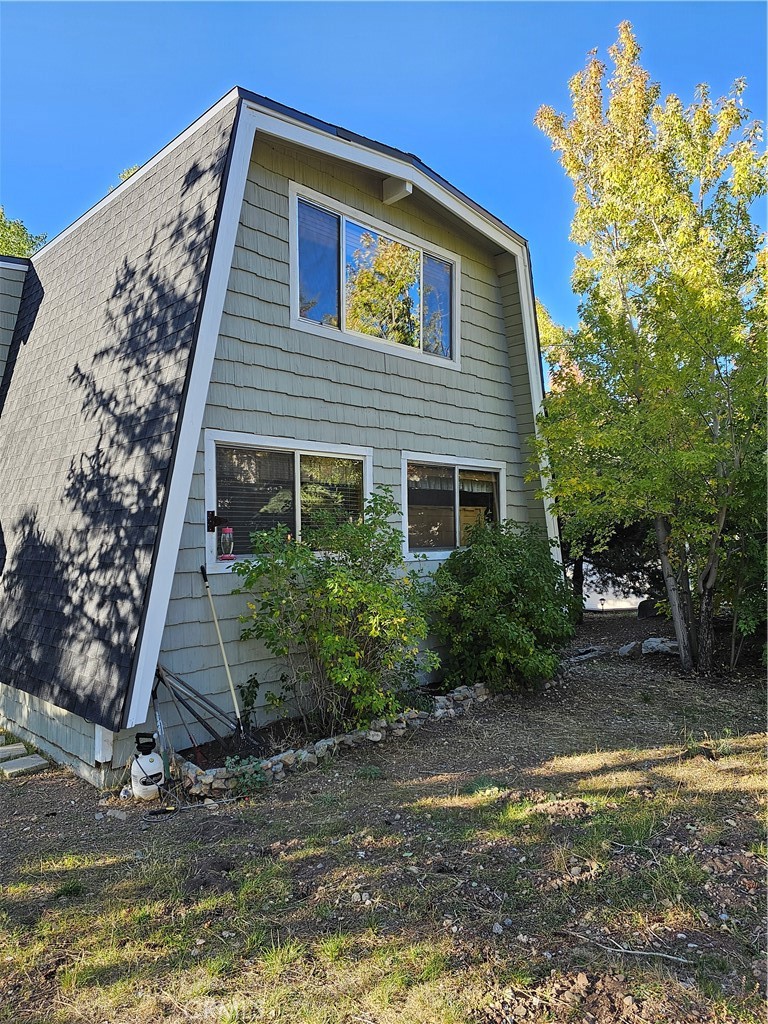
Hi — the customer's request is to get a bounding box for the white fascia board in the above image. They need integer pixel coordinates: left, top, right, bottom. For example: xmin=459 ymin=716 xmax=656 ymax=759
xmin=31 ymin=89 xmax=241 ymax=263
xmin=515 ymin=248 xmax=561 ymax=558
xmin=244 ymin=104 xmax=528 ymax=262
xmin=124 ymin=103 xmax=257 ymax=728
xmin=0 ymin=260 xmax=29 ymax=275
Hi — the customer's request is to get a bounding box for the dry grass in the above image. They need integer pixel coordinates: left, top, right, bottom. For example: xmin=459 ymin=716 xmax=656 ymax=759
xmin=1 ymin=622 xmax=765 ymax=1023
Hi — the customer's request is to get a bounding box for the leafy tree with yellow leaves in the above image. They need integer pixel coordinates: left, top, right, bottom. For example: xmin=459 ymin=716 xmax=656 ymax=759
xmin=533 ymin=23 xmax=766 ymax=673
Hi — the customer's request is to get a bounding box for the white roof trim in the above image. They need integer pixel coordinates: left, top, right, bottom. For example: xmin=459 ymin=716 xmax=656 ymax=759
xmin=243 ymin=102 xmax=528 ymax=262
xmin=124 ymin=105 xmax=258 ymax=729
xmin=0 ymin=259 xmax=29 ymax=273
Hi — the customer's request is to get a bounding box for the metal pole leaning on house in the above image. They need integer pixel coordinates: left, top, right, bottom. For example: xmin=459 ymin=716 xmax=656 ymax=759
xmin=200 ymin=565 xmax=244 ymax=730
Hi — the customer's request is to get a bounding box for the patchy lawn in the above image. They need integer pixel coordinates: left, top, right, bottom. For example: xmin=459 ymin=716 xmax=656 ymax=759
xmin=1 ymin=615 xmax=765 ymax=1024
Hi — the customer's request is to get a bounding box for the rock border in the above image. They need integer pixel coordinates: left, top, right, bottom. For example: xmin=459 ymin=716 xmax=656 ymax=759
xmin=175 ymin=681 xmax=491 ymax=801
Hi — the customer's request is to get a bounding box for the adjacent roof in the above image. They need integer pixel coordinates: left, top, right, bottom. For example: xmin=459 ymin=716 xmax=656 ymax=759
xmin=0 ymin=97 xmax=239 ymax=730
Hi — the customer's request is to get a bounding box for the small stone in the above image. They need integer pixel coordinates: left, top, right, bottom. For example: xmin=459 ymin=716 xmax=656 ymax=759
xmin=279 ymin=750 xmax=296 ymax=768
xmin=351 ymin=892 xmax=361 ymax=903
xmin=106 ymin=809 xmax=127 ymax=821
xmin=366 ymin=731 xmax=383 ymax=742
xmin=618 ymin=641 xmax=640 ymax=658
xmin=492 ymin=922 xmax=504 ymax=934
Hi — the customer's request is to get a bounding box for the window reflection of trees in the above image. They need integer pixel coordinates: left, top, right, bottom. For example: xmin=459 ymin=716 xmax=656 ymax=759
xmin=345 ymin=227 xmax=420 ymax=348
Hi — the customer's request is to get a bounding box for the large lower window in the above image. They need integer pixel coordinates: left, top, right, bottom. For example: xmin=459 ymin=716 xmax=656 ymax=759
xmin=406 ymin=461 xmax=500 ymax=551
xmin=295 ymin=192 xmax=455 ymax=362
xmin=206 ymin=434 xmax=369 ymax=564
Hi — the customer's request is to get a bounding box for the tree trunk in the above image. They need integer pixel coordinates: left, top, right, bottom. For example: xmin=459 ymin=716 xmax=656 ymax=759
xmin=680 ymin=557 xmax=699 ymax=664
xmin=654 ymin=516 xmax=695 ymax=672
xmin=697 ymin=586 xmax=716 ymax=675
xmin=696 ymin=521 xmax=725 ymax=676
xmin=572 ymin=555 xmax=584 ymax=623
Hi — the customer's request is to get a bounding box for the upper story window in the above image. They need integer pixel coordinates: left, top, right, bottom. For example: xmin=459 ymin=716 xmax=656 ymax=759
xmin=292 ymin=187 xmax=458 ymax=365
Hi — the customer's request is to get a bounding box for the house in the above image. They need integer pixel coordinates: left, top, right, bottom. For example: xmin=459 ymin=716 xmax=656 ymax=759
xmin=0 ymin=88 xmax=558 ymax=784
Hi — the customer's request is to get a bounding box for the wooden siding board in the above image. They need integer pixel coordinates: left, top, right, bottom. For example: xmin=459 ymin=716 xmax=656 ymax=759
xmin=155 ymin=131 xmax=544 ymax=744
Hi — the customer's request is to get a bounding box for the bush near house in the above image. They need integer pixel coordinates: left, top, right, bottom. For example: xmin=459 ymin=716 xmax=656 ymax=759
xmin=431 ymin=521 xmax=578 ymax=692
xmin=233 ymin=489 xmax=437 ymax=735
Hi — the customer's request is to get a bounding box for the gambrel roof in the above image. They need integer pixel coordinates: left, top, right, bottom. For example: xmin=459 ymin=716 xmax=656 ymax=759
xmin=0 ymin=88 xmax=548 ymax=733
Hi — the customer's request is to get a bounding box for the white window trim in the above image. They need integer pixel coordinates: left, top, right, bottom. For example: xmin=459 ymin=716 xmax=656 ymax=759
xmin=401 ymin=451 xmax=507 ymax=561
xmin=288 ymin=182 xmax=462 ymax=371
xmin=204 ymin=429 xmax=374 ymax=572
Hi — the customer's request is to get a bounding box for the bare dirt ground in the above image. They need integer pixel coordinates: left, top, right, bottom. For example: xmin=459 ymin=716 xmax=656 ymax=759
xmin=1 ymin=613 xmax=765 ymax=1024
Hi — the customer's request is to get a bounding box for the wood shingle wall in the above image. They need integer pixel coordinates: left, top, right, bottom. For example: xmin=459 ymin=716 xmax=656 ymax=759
xmin=153 ymin=134 xmax=541 ymax=739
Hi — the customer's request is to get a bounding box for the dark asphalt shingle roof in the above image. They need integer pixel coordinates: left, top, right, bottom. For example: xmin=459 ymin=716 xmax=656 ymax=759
xmin=0 ymin=99 xmax=238 ymax=731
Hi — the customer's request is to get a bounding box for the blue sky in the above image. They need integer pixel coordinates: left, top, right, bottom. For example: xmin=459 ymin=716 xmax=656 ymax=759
xmin=1 ymin=1 xmax=765 ymax=328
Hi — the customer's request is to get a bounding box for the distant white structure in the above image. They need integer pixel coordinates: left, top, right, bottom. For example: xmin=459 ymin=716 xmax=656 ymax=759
xmin=581 ymin=561 xmax=647 ymax=612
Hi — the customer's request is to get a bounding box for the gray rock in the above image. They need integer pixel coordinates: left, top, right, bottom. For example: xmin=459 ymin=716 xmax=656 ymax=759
xmin=366 ymin=730 xmax=383 ymax=742
xmin=568 ymin=645 xmax=610 ymax=663
xmin=618 ymin=641 xmax=641 ymax=658
xmin=492 ymin=922 xmax=504 ymax=935
xmin=642 ymin=637 xmax=679 ymax=656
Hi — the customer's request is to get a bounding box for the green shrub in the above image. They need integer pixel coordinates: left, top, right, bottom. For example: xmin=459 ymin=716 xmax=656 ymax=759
xmin=233 ymin=489 xmax=438 ymax=734
xmin=431 ymin=520 xmax=577 ymax=692
xmin=225 ymin=755 xmax=267 ymax=798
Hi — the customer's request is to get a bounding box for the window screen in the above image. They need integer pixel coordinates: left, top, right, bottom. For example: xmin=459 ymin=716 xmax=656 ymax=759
xmin=216 ymin=446 xmax=294 ymax=555
xmin=458 ymin=469 xmax=498 ymax=545
xmin=215 ymin=445 xmax=364 ymax=556
xmin=300 ymin=455 xmax=364 ymax=534
xmin=407 ymin=463 xmax=456 ymax=549
xmin=423 ymin=255 xmax=452 ymax=358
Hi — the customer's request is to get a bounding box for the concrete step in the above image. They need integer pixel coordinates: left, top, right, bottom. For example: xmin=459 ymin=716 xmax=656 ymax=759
xmin=0 ymin=754 xmax=49 ymax=778
xmin=0 ymin=743 xmax=27 ymax=761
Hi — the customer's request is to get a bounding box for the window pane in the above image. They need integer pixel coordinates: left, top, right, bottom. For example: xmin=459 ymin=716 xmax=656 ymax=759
xmin=407 ymin=463 xmax=455 ymax=549
xmin=216 ymin=446 xmax=295 ymax=554
xmin=300 ymin=455 xmax=363 ymax=534
xmin=423 ymin=254 xmax=452 ymax=358
xmin=459 ymin=470 xmax=499 ymax=545
xmin=345 ymin=221 xmax=420 ymax=348
xmin=298 ymin=200 xmax=340 ymax=327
